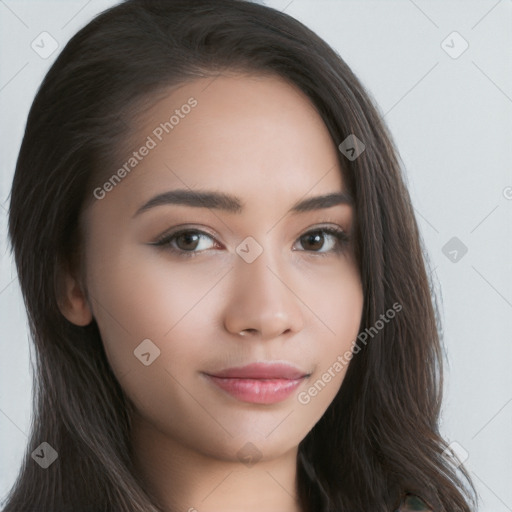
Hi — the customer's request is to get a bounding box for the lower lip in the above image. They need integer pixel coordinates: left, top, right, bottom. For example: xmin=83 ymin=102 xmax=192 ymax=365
xmin=204 ymin=375 xmax=306 ymax=404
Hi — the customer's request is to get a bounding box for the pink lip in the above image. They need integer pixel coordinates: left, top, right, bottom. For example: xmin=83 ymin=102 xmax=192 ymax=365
xmin=203 ymin=362 xmax=310 ymax=404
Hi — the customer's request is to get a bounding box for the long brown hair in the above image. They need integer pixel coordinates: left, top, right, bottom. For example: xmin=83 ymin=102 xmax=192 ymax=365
xmin=4 ymin=0 xmax=477 ymax=510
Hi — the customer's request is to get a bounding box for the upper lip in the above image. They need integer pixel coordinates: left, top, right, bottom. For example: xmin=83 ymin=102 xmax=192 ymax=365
xmin=205 ymin=362 xmax=310 ymax=380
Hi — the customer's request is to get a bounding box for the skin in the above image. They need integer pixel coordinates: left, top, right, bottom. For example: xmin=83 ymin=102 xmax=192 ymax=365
xmin=60 ymin=73 xmax=364 ymax=512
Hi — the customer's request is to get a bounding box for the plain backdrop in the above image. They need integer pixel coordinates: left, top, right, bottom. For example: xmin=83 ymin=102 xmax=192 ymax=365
xmin=1 ymin=0 xmax=511 ymax=510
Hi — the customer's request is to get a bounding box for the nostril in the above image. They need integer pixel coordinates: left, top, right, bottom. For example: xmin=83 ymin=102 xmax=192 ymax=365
xmin=238 ymin=329 xmax=257 ymax=336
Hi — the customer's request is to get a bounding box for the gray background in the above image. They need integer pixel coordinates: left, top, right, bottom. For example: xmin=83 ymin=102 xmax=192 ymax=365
xmin=1 ymin=0 xmax=511 ymax=510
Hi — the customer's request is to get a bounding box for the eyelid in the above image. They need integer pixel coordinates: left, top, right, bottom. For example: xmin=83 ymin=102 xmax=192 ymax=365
xmin=152 ymin=225 xmax=222 ymax=248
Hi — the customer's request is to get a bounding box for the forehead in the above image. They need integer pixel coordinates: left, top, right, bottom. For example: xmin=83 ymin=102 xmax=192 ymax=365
xmin=87 ymin=73 xmax=347 ymax=220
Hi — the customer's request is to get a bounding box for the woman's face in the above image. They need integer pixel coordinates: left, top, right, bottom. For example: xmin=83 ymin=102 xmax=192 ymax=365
xmin=77 ymin=73 xmax=363 ymax=464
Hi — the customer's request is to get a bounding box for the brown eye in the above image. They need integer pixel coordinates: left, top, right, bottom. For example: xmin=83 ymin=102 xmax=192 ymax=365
xmin=295 ymin=227 xmax=349 ymax=254
xmin=153 ymin=229 xmax=218 ymax=257
xmin=175 ymin=232 xmax=201 ymax=251
xmin=300 ymin=231 xmax=325 ymax=251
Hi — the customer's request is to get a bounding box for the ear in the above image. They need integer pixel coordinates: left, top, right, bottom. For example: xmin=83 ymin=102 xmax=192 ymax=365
xmin=57 ymin=269 xmax=93 ymax=326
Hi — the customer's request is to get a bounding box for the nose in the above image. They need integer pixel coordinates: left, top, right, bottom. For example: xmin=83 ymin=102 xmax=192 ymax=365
xmin=222 ymin=247 xmax=305 ymax=340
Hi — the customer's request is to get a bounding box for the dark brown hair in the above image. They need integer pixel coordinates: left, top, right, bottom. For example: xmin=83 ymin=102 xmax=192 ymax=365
xmin=4 ymin=0 xmax=477 ymax=510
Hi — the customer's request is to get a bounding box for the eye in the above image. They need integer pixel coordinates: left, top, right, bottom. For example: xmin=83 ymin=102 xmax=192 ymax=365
xmin=152 ymin=229 xmax=219 ymax=257
xmin=294 ymin=227 xmax=349 ymax=255
xmin=151 ymin=226 xmax=350 ymax=258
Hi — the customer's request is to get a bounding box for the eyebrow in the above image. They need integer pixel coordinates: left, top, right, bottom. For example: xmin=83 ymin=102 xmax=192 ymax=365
xmin=133 ymin=188 xmax=353 ymax=217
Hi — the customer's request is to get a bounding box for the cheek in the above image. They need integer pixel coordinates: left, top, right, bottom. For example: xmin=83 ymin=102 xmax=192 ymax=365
xmin=85 ymin=243 xmax=227 ymax=375
xmin=299 ymin=257 xmax=364 ymax=343
xmin=295 ymin=263 xmax=363 ymax=406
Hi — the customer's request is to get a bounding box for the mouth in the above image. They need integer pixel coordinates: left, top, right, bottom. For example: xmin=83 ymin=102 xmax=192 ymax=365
xmin=203 ymin=362 xmax=311 ymax=404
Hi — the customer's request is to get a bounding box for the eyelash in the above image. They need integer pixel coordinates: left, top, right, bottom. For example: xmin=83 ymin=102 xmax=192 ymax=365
xmin=151 ymin=225 xmax=350 ymax=259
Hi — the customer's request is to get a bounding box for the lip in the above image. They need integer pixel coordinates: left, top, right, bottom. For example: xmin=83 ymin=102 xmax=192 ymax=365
xmin=205 ymin=362 xmax=309 ymax=380
xmin=203 ymin=362 xmax=310 ymax=404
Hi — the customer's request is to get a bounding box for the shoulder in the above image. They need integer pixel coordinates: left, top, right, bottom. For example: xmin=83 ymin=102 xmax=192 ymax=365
xmin=395 ymin=493 xmax=433 ymax=511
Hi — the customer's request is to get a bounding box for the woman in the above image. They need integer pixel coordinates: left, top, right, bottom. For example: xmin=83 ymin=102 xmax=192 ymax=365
xmin=3 ymin=0 xmax=477 ymax=510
